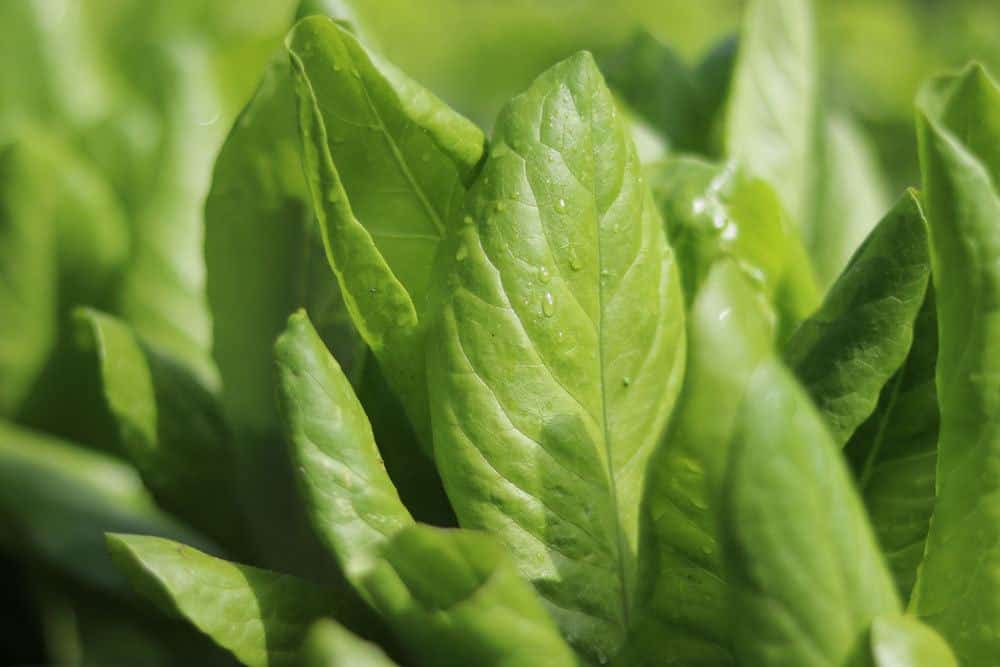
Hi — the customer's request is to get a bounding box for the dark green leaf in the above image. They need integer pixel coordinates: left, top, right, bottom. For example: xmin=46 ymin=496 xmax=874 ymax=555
xmin=601 ymin=30 xmax=707 ymax=153
xmin=844 ymin=290 xmax=938 ymax=601
xmin=0 ymin=420 xmax=212 ymax=592
xmin=785 ymin=191 xmax=931 ymax=446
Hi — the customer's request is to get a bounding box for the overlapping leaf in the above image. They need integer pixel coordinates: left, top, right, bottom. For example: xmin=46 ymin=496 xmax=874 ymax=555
xmin=785 ymin=192 xmax=931 ymax=446
xmin=910 ymin=63 xmax=1000 ymax=664
xmin=624 ymin=261 xmax=773 ymax=666
xmin=288 ymin=16 xmax=485 ymax=449
xmin=722 ymin=360 xmax=900 ymax=666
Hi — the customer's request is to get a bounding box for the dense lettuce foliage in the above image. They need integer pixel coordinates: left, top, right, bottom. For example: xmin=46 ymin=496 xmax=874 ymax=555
xmin=3 ymin=1 xmax=1000 ymax=665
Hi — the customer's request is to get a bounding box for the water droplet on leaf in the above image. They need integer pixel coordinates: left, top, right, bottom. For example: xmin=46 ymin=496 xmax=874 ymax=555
xmin=542 ymin=292 xmax=555 ymax=317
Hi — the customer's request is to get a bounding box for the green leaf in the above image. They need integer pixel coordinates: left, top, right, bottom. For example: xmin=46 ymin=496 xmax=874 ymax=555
xmin=0 ymin=142 xmax=57 ymax=416
xmin=0 ymin=131 xmax=129 ymax=418
xmin=844 ymin=289 xmax=938 ymax=601
xmin=204 ymin=51 xmax=366 ymax=580
xmin=116 ymin=43 xmax=225 ymax=391
xmin=107 ymin=534 xmax=363 ymax=667
xmin=76 ymin=308 xmax=249 ymax=553
xmin=601 ymin=30 xmax=707 ymax=153
xmin=810 ymin=113 xmax=891 ymax=287
xmin=0 ymin=420 xmax=212 ymax=592
xmin=869 ymin=614 xmax=957 ymax=667
xmin=784 ymin=191 xmax=931 ymax=447
xmin=275 ymin=310 xmax=413 ymax=584
xmin=205 ymin=53 xmax=364 ymax=443
xmin=624 ymin=261 xmax=774 ymax=666
xmin=287 ymin=15 xmax=485 ymax=450
xmin=646 ymin=157 xmax=818 ymax=335
xmin=361 ymin=525 xmax=576 ymax=667
xmin=428 ymin=51 xmax=685 ymax=663
xmin=300 ymin=619 xmax=398 ymax=667
xmin=726 ymin=0 xmax=818 ymax=230
xmin=910 ymin=63 xmax=1000 ymax=663
xmin=722 ymin=360 xmax=900 ymax=667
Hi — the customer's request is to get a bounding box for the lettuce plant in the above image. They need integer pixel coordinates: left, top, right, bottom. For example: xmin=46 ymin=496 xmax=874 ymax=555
xmin=4 ymin=1 xmax=1000 ymax=666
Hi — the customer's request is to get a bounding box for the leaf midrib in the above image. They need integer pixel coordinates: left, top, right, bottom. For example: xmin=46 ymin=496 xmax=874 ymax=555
xmin=572 ymin=79 xmax=633 ymax=631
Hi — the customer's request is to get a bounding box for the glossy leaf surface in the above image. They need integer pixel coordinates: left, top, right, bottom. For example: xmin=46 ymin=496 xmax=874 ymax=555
xmin=276 ymin=311 xmax=413 ymax=584
xmin=428 ymin=51 xmax=685 ymax=662
xmin=288 ymin=16 xmax=485 ymax=448
xmin=108 ymin=534 xmax=357 ymax=667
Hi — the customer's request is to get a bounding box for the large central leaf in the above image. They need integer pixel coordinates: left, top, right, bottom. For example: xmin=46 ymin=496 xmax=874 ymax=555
xmin=428 ymin=52 xmax=685 ymax=663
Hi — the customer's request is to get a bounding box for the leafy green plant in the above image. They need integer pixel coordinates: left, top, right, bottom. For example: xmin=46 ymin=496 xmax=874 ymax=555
xmin=4 ymin=0 xmax=1000 ymax=665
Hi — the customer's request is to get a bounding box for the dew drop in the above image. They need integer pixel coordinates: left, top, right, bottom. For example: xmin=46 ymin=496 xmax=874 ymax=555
xmin=569 ymin=249 xmax=582 ymax=271
xmin=495 ymin=201 xmax=506 ymax=212
xmin=542 ymin=292 xmax=555 ymax=317
xmin=701 ymin=545 xmax=712 ymax=556
xmin=600 ymin=268 xmax=611 ymax=281
xmin=351 ymin=68 xmax=361 ymax=79
xmin=718 ymin=307 xmax=732 ymax=322
xmin=333 ymin=63 xmax=342 ymax=72
xmin=538 ymin=266 xmax=551 ymax=284
xmin=622 ymin=376 xmax=632 ymax=388
xmin=368 ymin=286 xmax=378 ymax=296
xmin=557 ymin=197 xmax=567 ymax=211
xmin=455 ymin=244 xmax=468 ymax=261
xmin=463 ymin=215 xmax=475 ymax=226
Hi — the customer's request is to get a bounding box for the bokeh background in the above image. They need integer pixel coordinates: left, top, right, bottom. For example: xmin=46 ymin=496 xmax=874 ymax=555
xmin=1 ymin=0 xmax=999 ymax=663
